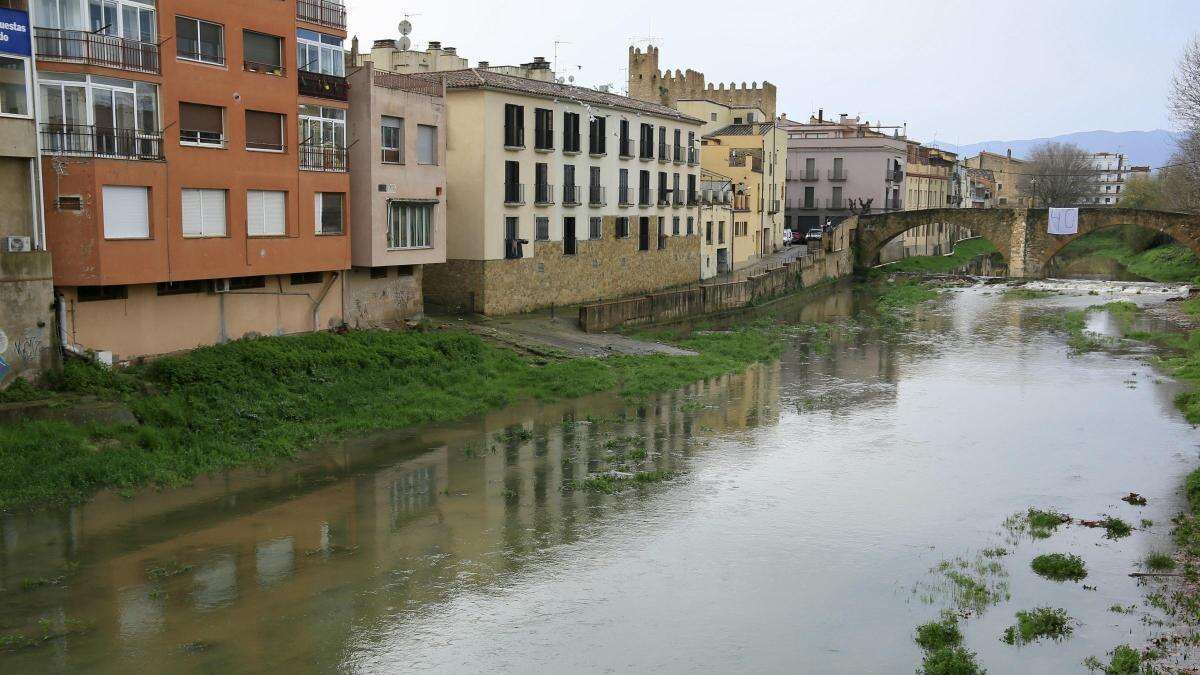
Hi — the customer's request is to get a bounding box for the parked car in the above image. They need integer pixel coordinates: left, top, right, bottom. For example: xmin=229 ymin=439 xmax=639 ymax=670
xmin=805 ymin=228 xmax=823 ymax=244
xmin=782 ymin=229 xmax=795 ymax=246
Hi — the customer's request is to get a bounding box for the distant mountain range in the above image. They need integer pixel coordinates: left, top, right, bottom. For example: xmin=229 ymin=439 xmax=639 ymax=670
xmin=931 ymin=129 xmax=1181 ymax=169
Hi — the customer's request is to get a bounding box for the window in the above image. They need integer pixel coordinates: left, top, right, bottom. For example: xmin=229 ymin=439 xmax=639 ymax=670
xmin=709 ymin=112 xmax=717 ymax=121
xmin=247 ymin=190 xmax=286 ymax=236
xmin=504 ymin=103 xmax=524 ymax=147
xmin=290 ymin=272 xmax=323 ymax=285
xmin=39 ymin=73 xmax=160 ymax=154
xmin=672 ymin=216 xmax=680 ymax=236
xmin=619 ymin=119 xmax=631 ymax=155
xmin=179 ymin=102 xmax=224 ymax=146
xmin=297 ymin=28 xmax=344 ymax=76
xmin=563 ymin=164 xmax=576 ymax=204
xmin=535 ymin=162 xmax=550 ymax=203
xmin=504 ymin=216 xmax=522 ymax=258
xmin=589 ymin=116 xmax=606 ymax=155
xmin=381 ymin=115 xmax=403 ymax=163
xmin=687 ymin=216 xmax=694 ymax=235
xmin=589 ymin=216 xmax=602 ymax=239
xmin=246 ymin=110 xmax=284 ymax=151
xmin=534 ymin=108 xmax=553 ymax=150
xmin=619 ymin=168 xmax=629 ymax=203
xmin=616 ymin=216 xmax=629 ymax=238
xmin=369 ymin=267 xmax=388 ymax=279
xmin=88 ymin=0 xmax=156 ymax=43
xmin=176 ymin=16 xmax=225 ymax=66
xmin=299 ymin=105 xmax=345 ymax=169
xmin=657 ymin=216 xmax=666 ymax=249
xmin=706 ymin=221 xmax=713 ymax=244
xmin=417 ymin=124 xmax=437 ymax=165
xmin=639 ymin=123 xmax=653 ymax=158
xmin=535 ymin=216 xmax=549 ymax=241
xmin=102 ymin=185 xmax=149 ymax=239
xmin=639 ymin=170 xmax=650 ymax=205
xmin=315 ymin=192 xmax=344 ymax=235
xmin=78 ymin=285 xmax=128 ymax=302
xmin=244 ymin=31 xmax=284 ymax=75
xmin=563 ymin=217 xmax=576 ymax=254
xmin=505 ymin=160 xmax=522 ymax=203
xmin=228 ymin=276 xmax=266 ymax=290
xmin=57 ymin=195 xmax=83 ymax=211
xmin=563 ymin=112 xmax=580 ymax=153
xmin=182 ymin=188 xmax=227 ymax=237
xmin=0 ymin=56 xmax=31 ymax=117
xmin=386 ymin=201 xmax=432 ymax=249
xmin=156 ymin=280 xmax=205 ymax=296
xmin=638 ymin=216 xmax=650 ymax=251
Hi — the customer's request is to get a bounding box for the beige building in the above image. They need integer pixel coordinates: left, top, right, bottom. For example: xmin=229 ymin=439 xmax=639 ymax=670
xmin=964 ymin=150 xmax=1030 ymax=207
xmin=665 ymin=101 xmax=784 ymax=273
xmin=698 ymin=169 xmax=734 ymax=278
xmin=405 ymin=68 xmax=705 ymax=315
xmin=345 ymin=64 xmax=448 ymax=328
xmin=905 ymin=145 xmax=956 ymax=210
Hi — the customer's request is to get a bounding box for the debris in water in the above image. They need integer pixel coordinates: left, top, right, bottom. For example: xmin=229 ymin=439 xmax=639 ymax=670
xmin=1121 ymin=492 xmax=1148 ymax=506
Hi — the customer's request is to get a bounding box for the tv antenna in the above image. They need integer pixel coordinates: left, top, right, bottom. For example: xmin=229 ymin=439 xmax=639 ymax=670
xmin=553 ymin=40 xmax=571 ymax=74
xmin=629 ymin=20 xmax=660 ymax=49
xmin=397 ymin=11 xmax=420 ymax=50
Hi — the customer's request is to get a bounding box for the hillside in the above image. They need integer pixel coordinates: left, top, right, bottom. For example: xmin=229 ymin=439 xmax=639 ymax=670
xmin=932 ymin=129 xmax=1180 ymax=168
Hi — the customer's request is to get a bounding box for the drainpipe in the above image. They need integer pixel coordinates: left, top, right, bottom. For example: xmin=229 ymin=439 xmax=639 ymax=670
xmin=28 ymin=2 xmax=47 ymax=251
xmin=311 ymin=271 xmax=340 ymax=331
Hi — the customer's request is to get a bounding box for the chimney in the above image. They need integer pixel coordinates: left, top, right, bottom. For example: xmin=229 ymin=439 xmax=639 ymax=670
xmin=818 ymin=108 xmax=824 ymax=122
xmin=478 ymin=60 xmax=489 ymax=68
xmin=839 ymin=113 xmax=848 ymax=123
xmin=428 ymin=40 xmax=441 ymax=50
xmin=373 ymin=39 xmax=397 ymax=49
xmin=1006 ymin=148 xmax=1012 ymax=159
xmin=444 ymin=46 xmax=456 ymax=55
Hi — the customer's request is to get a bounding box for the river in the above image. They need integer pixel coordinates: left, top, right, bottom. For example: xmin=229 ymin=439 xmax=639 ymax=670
xmin=1 ymin=282 xmax=1195 ymax=673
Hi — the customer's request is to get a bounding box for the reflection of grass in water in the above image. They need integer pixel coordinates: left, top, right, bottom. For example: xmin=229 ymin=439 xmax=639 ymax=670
xmin=1001 ymin=607 xmax=1075 ymax=646
xmin=1031 ymin=553 xmax=1088 ymax=582
xmin=0 ymin=618 xmax=93 ymax=653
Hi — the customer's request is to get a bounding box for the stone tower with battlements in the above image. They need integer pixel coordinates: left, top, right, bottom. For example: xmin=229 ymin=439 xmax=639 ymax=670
xmin=627 ymin=46 xmax=776 ymax=118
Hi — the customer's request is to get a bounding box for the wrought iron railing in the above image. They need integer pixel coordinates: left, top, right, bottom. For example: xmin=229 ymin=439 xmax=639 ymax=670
xmin=299 ymin=142 xmax=348 ymax=172
xmin=504 ymin=183 xmax=525 ymax=205
xmin=296 ymin=0 xmax=347 ymax=29
xmin=563 ymin=184 xmax=581 ymax=206
xmin=34 ymin=27 xmax=160 ymax=74
xmin=534 ymin=182 xmax=554 ymax=205
xmin=589 ymin=185 xmax=606 ymax=206
xmin=40 ymin=124 xmax=163 ymax=160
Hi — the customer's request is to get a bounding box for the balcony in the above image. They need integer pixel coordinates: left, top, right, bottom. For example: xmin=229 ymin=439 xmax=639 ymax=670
xmin=638 ymin=189 xmax=652 ymax=207
xmin=687 ymin=192 xmax=698 ymax=207
xmin=827 ymin=169 xmax=849 ymax=181
xmin=658 ymin=142 xmax=669 ymax=162
xmin=534 ymin=183 xmax=555 ymax=205
xmin=887 ymin=198 xmax=904 ymax=211
xmin=887 ymin=169 xmax=904 ymax=183
xmin=619 ymin=138 xmax=634 ymax=158
xmin=504 ymin=183 xmax=526 ymax=206
xmin=298 ymin=70 xmax=349 ymax=101
xmin=40 ymin=124 xmax=163 ymax=160
xmin=34 ymin=27 xmax=160 ymax=74
xmin=299 ymin=142 xmax=347 ymax=172
xmin=687 ymin=147 xmax=699 ymax=165
xmin=245 ymin=59 xmax=285 ymax=77
xmin=672 ymin=191 xmax=683 ymax=208
xmin=657 ymin=190 xmax=671 ymax=207
xmin=589 ymin=185 xmax=606 ymax=206
xmin=504 ymin=238 xmax=526 ymax=260
xmin=673 ymin=145 xmax=684 ymax=163
xmin=794 ymin=170 xmax=819 ymax=182
xmin=297 ymin=0 xmax=347 ymax=29
xmin=618 ymin=186 xmax=633 ymax=206
xmin=798 ymin=200 xmax=819 ymax=210
xmin=769 ymin=199 xmax=782 ymax=213
xmin=733 ymin=196 xmax=751 ymax=212
xmin=563 ymin=185 xmax=581 ymax=206
xmin=825 ymin=198 xmax=846 ymax=210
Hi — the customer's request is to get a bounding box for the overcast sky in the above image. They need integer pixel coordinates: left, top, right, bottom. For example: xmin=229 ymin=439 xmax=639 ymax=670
xmin=345 ymin=0 xmax=1199 ymax=145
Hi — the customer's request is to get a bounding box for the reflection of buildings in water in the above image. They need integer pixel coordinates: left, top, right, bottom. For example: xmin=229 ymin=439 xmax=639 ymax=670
xmin=785 ymin=328 xmax=900 ymax=412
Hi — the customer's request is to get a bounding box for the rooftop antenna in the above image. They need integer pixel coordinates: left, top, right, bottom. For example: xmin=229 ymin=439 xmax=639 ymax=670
xmin=397 ymin=12 xmax=419 ymax=51
xmin=629 ymin=20 xmax=660 ymax=49
xmin=553 ymin=40 xmax=571 ymax=75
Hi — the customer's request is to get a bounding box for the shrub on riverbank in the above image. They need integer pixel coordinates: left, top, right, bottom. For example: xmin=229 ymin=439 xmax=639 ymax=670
xmin=1031 ymin=553 xmax=1088 ymax=581
xmin=0 ymin=325 xmax=784 ymax=510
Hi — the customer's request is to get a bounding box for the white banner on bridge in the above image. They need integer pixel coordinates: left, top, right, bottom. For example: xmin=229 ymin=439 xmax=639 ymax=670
xmin=1048 ymin=208 xmax=1079 ymax=235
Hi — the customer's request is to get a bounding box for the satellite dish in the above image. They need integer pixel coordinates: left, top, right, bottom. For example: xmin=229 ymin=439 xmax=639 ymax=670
xmin=398 ymin=36 xmax=412 ymax=51
xmin=399 ymin=20 xmax=412 ymax=35
xmin=568 ymin=75 xmax=575 ymax=83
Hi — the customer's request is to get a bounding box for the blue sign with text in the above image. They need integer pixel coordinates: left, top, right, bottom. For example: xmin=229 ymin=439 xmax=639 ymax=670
xmin=0 ymin=8 xmax=31 ymax=57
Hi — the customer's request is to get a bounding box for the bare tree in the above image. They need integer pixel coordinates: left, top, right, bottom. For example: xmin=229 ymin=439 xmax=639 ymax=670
xmin=1019 ymin=142 xmax=1095 ymax=207
xmin=1170 ymin=36 xmax=1200 ymax=131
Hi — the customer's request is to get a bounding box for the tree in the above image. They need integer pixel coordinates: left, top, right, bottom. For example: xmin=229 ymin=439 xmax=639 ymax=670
xmin=1167 ymin=36 xmax=1200 ymax=214
xmin=1170 ymin=36 xmax=1200 ymax=131
xmin=1019 ymin=142 xmax=1095 ymax=207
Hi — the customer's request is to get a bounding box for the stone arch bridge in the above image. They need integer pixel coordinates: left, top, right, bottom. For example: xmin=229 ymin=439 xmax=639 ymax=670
xmin=846 ymin=208 xmax=1200 ymax=277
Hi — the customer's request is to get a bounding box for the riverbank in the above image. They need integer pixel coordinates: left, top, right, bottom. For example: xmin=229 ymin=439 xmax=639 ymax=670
xmin=873 ymin=237 xmax=998 ymax=276
xmin=0 ymin=323 xmax=790 ymax=512
xmin=1054 ymin=229 xmax=1200 ymax=282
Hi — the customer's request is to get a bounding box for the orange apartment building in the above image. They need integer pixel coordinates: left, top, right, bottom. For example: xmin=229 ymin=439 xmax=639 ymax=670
xmin=32 ymin=0 xmax=350 ymax=362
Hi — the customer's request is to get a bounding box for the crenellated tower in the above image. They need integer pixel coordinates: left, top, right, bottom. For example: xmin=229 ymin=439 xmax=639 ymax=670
xmin=627 ymin=46 xmax=776 ymax=117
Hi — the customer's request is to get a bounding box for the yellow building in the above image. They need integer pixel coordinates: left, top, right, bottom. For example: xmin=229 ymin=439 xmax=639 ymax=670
xmin=905 ymin=145 xmax=956 ymax=210
xmin=698 ymin=169 xmax=735 ymax=278
xmin=964 ymin=150 xmax=1030 ymax=207
xmin=677 ymin=100 xmax=786 ymax=270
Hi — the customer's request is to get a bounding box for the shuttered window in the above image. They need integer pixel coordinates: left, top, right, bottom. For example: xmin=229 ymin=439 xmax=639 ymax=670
xmin=180 ymin=102 xmax=224 ymax=146
xmin=315 ymin=192 xmax=344 ymax=235
xmin=247 ymin=190 xmax=286 ymax=236
xmin=182 ymin=188 xmax=227 ymax=237
xmin=246 ymin=111 xmax=284 ymax=151
xmin=102 ymin=185 xmax=150 ymax=239
xmin=416 ymin=124 xmax=437 ymax=165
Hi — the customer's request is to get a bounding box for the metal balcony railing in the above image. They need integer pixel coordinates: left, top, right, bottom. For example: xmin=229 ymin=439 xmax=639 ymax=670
xmin=794 ymin=170 xmax=819 ymax=182
xmin=534 ymin=182 xmax=555 ymax=205
xmin=297 ymin=0 xmax=347 ymax=29
xmin=299 ymin=142 xmax=347 ymax=172
xmin=672 ymin=191 xmax=683 ymax=207
xmin=34 ymin=27 xmax=160 ymax=74
xmin=618 ymin=186 xmax=633 ymax=205
xmin=298 ymin=70 xmax=349 ymax=101
xmin=798 ymin=200 xmax=819 ymax=210
xmin=40 ymin=124 xmax=163 ymax=160
xmin=504 ymin=183 xmax=525 ymax=205
xmin=827 ymin=169 xmax=849 ymax=181
xmin=673 ymin=145 xmax=684 ymax=163
xmin=245 ymin=59 xmax=285 ymax=76
xmin=658 ymin=142 xmax=669 ymax=162
xmin=769 ymin=199 xmax=782 ymax=213
xmin=638 ymin=188 xmax=652 ymax=206
xmin=687 ymin=191 xmax=699 ymax=206
xmin=657 ymin=189 xmax=671 ymax=207
xmin=825 ymin=198 xmax=846 ymax=210
xmin=589 ymin=185 xmax=606 ymax=206
xmin=563 ymin=185 xmax=581 ymax=206
xmin=619 ymin=138 xmax=634 ymax=158
xmin=887 ymin=169 xmax=904 ymax=183
xmin=687 ymin=147 xmax=699 ymax=165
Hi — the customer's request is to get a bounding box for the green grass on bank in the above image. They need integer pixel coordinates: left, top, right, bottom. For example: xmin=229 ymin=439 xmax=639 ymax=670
xmin=0 ymin=326 xmax=784 ymax=511
xmin=874 ymin=237 xmax=999 ymax=275
xmin=1055 ymin=228 xmax=1200 ymax=282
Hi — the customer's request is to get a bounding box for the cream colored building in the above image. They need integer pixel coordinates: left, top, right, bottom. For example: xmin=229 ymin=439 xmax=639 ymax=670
xmin=678 ymin=100 xmax=785 ymax=270
xmin=698 ymin=169 xmax=734 ymax=279
xmin=905 ymin=145 xmax=956 ymax=210
xmin=345 ymin=64 xmax=448 ymax=328
xmin=964 ymin=150 xmax=1030 ymax=207
xmin=406 ymin=68 xmax=705 ymax=315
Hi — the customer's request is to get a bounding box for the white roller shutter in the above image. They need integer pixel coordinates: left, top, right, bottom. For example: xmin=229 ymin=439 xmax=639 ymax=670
xmin=248 ymin=190 xmax=285 ymax=236
xmin=182 ymin=189 xmax=203 ymax=236
xmin=183 ymin=189 xmax=227 ymax=237
xmin=102 ymin=186 xmax=150 ymax=239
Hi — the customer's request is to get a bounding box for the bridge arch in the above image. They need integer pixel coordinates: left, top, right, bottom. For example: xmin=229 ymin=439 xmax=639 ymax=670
xmin=849 ymin=208 xmax=1019 ymax=271
xmin=1028 ymin=208 xmax=1200 ymax=274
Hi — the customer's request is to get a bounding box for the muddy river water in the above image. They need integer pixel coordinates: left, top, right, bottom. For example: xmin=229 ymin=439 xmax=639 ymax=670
xmin=1 ymin=282 xmax=1197 ymax=673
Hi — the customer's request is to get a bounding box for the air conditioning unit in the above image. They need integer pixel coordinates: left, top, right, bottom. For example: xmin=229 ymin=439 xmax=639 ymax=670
xmin=210 ymin=279 xmax=231 ymax=293
xmin=4 ymin=236 xmax=31 ymax=253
